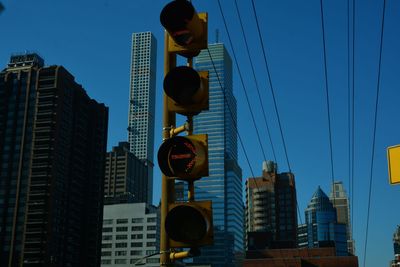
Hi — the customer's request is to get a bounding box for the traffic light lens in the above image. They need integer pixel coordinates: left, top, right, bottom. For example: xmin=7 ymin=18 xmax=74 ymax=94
xmin=164 ymin=66 xmax=201 ymax=106
xmin=165 ymin=205 xmax=207 ymax=242
xmin=160 ymin=0 xmax=196 ymax=46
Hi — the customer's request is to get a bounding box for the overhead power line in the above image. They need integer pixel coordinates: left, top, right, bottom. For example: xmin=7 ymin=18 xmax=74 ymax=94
xmin=250 ymin=0 xmax=292 ymax=172
xmin=363 ymin=0 xmax=387 ymax=266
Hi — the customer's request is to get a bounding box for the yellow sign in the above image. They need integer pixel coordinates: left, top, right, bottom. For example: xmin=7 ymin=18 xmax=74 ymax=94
xmin=388 ymin=145 xmax=400 ymax=185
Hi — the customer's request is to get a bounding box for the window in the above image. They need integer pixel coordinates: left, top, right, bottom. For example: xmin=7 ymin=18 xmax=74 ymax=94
xmin=146 ymin=234 xmax=156 ymax=239
xmin=147 ymin=258 xmax=159 ymax=263
xmin=115 ymin=259 xmax=126 ymax=264
xmin=132 ymin=226 xmax=143 ymax=231
xmin=116 ymin=234 xmax=127 ymax=240
xmin=115 ymin=242 xmax=127 ymax=248
xmin=115 ymin=251 xmax=127 ymax=256
xmin=101 ymin=259 xmax=111 ymax=264
xmin=131 ymin=242 xmax=142 ymax=247
xmin=116 ymin=226 xmax=128 ymax=232
xmin=102 ymin=227 xmax=112 ymax=232
xmin=102 ymin=235 xmax=112 ymax=240
xmin=131 ymin=234 xmax=143 ymax=239
xmin=131 ymin=250 xmax=142 ymax=256
xmin=147 ymin=226 xmax=156 ymax=231
xmin=102 ymin=243 xmax=112 ymax=249
xmin=147 ymin=217 xmax=156 ymax=223
xmin=146 ymin=242 xmax=156 ymax=247
xmin=101 ymin=251 xmax=112 ymax=256
xmin=116 ymin=218 xmax=128 ymax=224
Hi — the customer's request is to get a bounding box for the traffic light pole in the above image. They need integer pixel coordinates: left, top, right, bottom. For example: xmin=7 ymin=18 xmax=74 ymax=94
xmin=160 ymin=31 xmax=176 ymax=267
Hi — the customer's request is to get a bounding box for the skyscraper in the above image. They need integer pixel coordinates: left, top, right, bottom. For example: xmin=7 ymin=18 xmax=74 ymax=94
xmin=192 ymin=43 xmax=243 ymax=266
xmin=0 ymin=53 xmax=108 ymax=266
xmin=128 ymin=31 xmax=157 ymax=205
xmin=391 ymin=225 xmax=400 ymax=267
xmin=104 ymin=142 xmax=148 ymax=204
xmin=304 ymin=187 xmax=348 ymax=256
xmin=329 ymin=181 xmax=355 ymax=254
xmin=245 ymin=161 xmax=297 ymax=250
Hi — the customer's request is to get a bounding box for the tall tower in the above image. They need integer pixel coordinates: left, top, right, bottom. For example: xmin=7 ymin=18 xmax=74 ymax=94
xmin=246 ymin=161 xmax=297 ymax=250
xmin=305 ymin=187 xmax=348 ymax=256
xmin=128 ymin=32 xmax=157 ymax=204
xmin=329 ymin=181 xmax=355 ymax=254
xmin=192 ymin=43 xmax=243 ymax=266
xmin=0 ymin=53 xmax=108 ymax=267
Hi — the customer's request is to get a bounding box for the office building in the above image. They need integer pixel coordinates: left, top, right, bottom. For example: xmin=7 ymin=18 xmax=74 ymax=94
xmin=191 ymin=43 xmax=243 ymax=266
xmin=101 ymin=203 xmax=159 ymax=267
xmin=104 ymin=141 xmax=148 ymax=203
xmin=246 ymin=161 xmax=297 ymax=250
xmin=0 ymin=53 xmax=108 ymax=266
xmin=304 ymin=187 xmax=347 ymax=256
xmin=329 ymin=181 xmax=355 ymax=254
xmin=127 ymin=31 xmax=157 ymax=205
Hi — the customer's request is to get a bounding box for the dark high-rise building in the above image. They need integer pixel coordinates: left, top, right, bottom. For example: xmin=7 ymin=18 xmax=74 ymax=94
xmin=0 ymin=53 xmax=108 ymax=267
xmin=303 ymin=186 xmax=347 ymax=256
xmin=245 ymin=161 xmax=298 ymax=250
xmin=104 ymin=141 xmax=148 ymax=203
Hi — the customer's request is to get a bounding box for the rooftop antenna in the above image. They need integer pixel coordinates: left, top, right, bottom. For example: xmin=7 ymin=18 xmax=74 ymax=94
xmin=215 ymin=29 xmax=219 ymax=43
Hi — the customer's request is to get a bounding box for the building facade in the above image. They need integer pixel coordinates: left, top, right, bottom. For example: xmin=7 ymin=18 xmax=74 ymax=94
xmin=246 ymin=161 xmax=297 ymax=250
xmin=329 ymin=181 xmax=355 ymax=254
xmin=127 ymin=31 xmax=157 ymax=205
xmin=0 ymin=53 xmax=108 ymax=266
xmin=191 ymin=43 xmax=243 ymax=266
xmin=391 ymin=225 xmax=400 ymax=267
xmin=104 ymin=141 xmax=148 ymax=203
xmin=304 ymin=187 xmax=348 ymax=256
xmin=101 ymin=203 xmax=159 ymax=267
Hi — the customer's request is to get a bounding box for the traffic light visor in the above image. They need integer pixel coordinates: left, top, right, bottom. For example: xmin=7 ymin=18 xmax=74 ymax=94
xmin=160 ymin=0 xmax=203 ymax=46
xmin=165 ymin=205 xmax=208 ymax=243
xmin=164 ymin=66 xmax=203 ymax=106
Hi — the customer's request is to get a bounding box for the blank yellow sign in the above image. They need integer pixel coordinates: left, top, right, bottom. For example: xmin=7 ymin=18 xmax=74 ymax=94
xmin=388 ymin=145 xmax=400 ymax=185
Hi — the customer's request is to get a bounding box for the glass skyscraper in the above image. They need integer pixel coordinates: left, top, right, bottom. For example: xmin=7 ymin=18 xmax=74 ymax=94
xmin=128 ymin=32 xmax=157 ymax=204
xmin=305 ymin=186 xmax=348 ymax=256
xmin=192 ymin=43 xmax=243 ymax=266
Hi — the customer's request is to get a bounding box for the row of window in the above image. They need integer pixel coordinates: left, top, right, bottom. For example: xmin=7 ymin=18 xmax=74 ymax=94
xmin=101 ymin=249 xmax=157 ymax=257
xmin=102 ymin=233 xmax=156 ymax=240
xmin=102 ymin=241 xmax=156 ymax=249
xmin=101 ymin=258 xmax=159 ymax=265
xmin=103 ymin=217 xmax=156 ymax=224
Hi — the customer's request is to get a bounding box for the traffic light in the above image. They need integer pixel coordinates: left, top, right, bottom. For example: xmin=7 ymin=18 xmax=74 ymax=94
xmin=160 ymin=0 xmax=207 ymax=57
xmin=165 ymin=201 xmax=213 ymax=248
xmin=158 ymin=134 xmax=208 ymax=181
xmin=163 ymin=66 xmax=209 ymax=115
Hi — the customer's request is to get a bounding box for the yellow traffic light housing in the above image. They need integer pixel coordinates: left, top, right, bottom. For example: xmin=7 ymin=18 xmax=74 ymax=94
xmin=160 ymin=0 xmax=207 ymax=57
xmin=164 ymin=66 xmax=209 ymax=115
xmin=165 ymin=201 xmax=213 ymax=248
xmin=158 ymin=134 xmax=208 ymax=181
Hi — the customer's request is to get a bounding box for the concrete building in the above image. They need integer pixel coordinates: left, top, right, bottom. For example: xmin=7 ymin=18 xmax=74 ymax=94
xmin=329 ymin=181 xmax=355 ymax=254
xmin=0 ymin=53 xmax=108 ymax=266
xmin=246 ymin=161 xmax=297 ymax=250
xmin=104 ymin=141 xmax=148 ymax=203
xmin=391 ymin=225 xmax=400 ymax=267
xmin=190 ymin=43 xmax=243 ymax=266
xmin=101 ymin=203 xmax=159 ymax=267
xmin=127 ymin=31 xmax=157 ymax=205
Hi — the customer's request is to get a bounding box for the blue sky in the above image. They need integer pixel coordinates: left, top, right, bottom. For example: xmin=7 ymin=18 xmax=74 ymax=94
xmin=1 ymin=0 xmax=399 ymax=266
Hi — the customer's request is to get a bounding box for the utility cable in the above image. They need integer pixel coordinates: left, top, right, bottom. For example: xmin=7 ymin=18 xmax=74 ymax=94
xmin=233 ymin=0 xmax=277 ymax=163
xmin=250 ymin=0 xmax=292 ymax=172
xmin=351 ymin=0 xmax=356 ymax=239
xmin=319 ymin=0 xmax=336 ymax=203
xmin=363 ymin=0 xmax=386 ymax=266
xmin=216 ymin=0 xmax=269 ymax=163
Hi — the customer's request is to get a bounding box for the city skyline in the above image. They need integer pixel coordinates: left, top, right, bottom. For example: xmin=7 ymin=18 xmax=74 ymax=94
xmin=1 ymin=0 xmax=399 ymax=266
